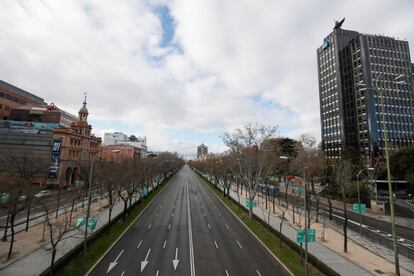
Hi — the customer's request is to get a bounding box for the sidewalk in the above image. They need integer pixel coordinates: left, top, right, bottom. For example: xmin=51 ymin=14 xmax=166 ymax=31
xmin=278 ymin=182 xmax=414 ymax=229
xmin=207 ymin=175 xmax=413 ymax=276
xmin=0 ymin=189 xmax=147 ymax=276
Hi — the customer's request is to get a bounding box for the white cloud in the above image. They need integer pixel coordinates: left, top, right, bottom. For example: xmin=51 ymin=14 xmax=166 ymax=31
xmin=0 ymin=0 xmax=413 ymax=156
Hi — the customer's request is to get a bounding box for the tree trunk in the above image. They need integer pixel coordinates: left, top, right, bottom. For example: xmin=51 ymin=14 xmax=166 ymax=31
xmin=2 ymin=212 xmax=9 ymax=241
xmin=272 ymin=196 xmax=275 ymax=214
xmin=50 ymin=247 xmax=57 ymax=276
xmin=69 ymin=199 xmax=75 ymax=226
xmin=328 ymin=198 xmax=333 ymax=220
xmin=123 ymin=200 xmax=128 ymax=220
xmin=25 ymin=205 xmax=31 ymax=232
xmin=108 ymin=207 xmax=113 ymax=224
xmin=310 ymin=181 xmax=320 ymax=223
xmin=343 ymin=200 xmax=348 ymax=253
xmin=279 ymin=217 xmax=284 ymax=248
xmin=55 ymin=187 xmax=61 ymax=219
xmin=307 ymin=194 xmax=311 ymax=229
xmin=7 ymin=213 xmax=15 ymax=260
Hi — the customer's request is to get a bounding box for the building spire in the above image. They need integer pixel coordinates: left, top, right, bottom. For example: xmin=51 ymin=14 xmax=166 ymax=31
xmin=83 ymin=92 xmax=87 ymax=104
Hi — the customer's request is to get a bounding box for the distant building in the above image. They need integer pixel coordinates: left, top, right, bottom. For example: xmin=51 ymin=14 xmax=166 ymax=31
xmin=0 ymin=120 xmax=56 ymax=185
xmin=197 ymin=143 xmax=208 ymax=159
xmin=104 ymin=132 xmax=147 ymax=157
xmin=0 ymin=80 xmax=47 ymax=120
xmin=47 ymin=97 xmax=101 ymax=187
xmin=317 ymin=26 xmax=414 ymax=163
xmin=9 ymin=103 xmax=77 ymax=127
xmin=101 ymin=144 xmax=143 ymax=162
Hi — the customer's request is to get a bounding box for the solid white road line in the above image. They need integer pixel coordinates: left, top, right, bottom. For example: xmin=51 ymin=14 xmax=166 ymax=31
xmin=226 ymin=224 xmax=230 ymax=230
xmin=168 ymin=223 xmax=171 ymax=230
xmin=156 ymin=270 xmax=159 ymax=276
xmin=208 ymin=223 xmax=211 ymax=230
xmin=163 ymin=240 xmax=167 ymax=249
xmin=214 ymin=240 xmax=219 ymax=249
xmin=225 ymin=269 xmax=230 ymax=276
xmin=236 ymin=240 xmax=243 ymax=248
xmin=256 ymin=269 xmax=262 ymax=276
xmin=137 ymin=240 xmax=143 ymax=248
xmin=148 ymin=224 xmax=152 ymax=230
xmin=121 ymin=271 xmax=125 ymax=276
xmin=187 ymin=176 xmax=196 ymax=276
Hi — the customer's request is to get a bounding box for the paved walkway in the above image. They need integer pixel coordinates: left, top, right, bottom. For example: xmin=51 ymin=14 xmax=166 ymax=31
xmin=198 ymin=171 xmax=414 ymax=276
xmin=0 ymin=188 xmax=151 ymax=276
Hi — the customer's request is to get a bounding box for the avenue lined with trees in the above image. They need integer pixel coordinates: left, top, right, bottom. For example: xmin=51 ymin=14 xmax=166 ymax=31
xmin=0 ymin=151 xmax=183 ymax=274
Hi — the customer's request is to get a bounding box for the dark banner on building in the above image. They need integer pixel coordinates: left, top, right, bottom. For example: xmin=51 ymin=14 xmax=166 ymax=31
xmin=48 ymin=138 xmax=62 ymax=179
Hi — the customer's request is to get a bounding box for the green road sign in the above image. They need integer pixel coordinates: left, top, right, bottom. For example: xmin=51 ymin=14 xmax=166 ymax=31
xmin=296 ymin=229 xmax=305 ymax=243
xmin=296 ymin=229 xmax=316 ymax=243
xmin=293 ymin=187 xmax=304 ymax=194
xmin=87 ymin=216 xmax=99 ymax=231
xmin=143 ymin=187 xmax=148 ymax=197
xmin=1 ymin=192 xmax=10 ymax=204
xmin=75 ymin=216 xmax=85 ymax=228
xmin=308 ymin=228 xmax=316 ymax=242
xmin=245 ymin=199 xmax=256 ymax=208
xmin=352 ymin=203 xmax=366 ymax=214
xmin=75 ymin=180 xmax=85 ymax=188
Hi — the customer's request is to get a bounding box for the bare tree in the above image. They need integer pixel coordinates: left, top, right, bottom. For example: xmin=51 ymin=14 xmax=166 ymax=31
xmin=38 ymin=197 xmax=74 ymax=275
xmin=335 ymin=160 xmax=353 ymax=253
xmin=222 ymin=123 xmax=279 ymax=220
xmin=95 ymin=161 xmax=120 ymax=224
xmin=0 ymin=153 xmax=46 ymax=260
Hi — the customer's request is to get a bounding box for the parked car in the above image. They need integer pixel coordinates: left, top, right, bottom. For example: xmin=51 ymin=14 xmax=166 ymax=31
xmin=35 ymin=190 xmax=53 ymax=198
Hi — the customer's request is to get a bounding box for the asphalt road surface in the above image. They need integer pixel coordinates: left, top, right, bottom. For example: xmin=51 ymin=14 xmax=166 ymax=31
xmin=89 ymin=166 xmax=290 ymax=276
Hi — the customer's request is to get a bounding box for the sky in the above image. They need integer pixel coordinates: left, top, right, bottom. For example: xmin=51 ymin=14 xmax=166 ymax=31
xmin=1 ymin=0 xmax=413 ymax=159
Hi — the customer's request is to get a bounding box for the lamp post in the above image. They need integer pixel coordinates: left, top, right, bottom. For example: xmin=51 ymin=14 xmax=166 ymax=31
xmin=356 ymin=167 xmax=374 ymax=236
xmin=279 ymin=155 xmax=308 ymax=276
xmin=357 ymin=74 xmax=405 ymax=276
xmin=83 ymin=149 xmax=120 ymax=267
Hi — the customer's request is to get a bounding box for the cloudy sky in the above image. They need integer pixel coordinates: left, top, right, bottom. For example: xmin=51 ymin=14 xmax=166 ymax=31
xmin=1 ymin=0 xmax=413 ymax=158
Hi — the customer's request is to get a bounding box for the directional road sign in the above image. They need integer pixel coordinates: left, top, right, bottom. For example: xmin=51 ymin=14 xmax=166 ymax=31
xmin=245 ymin=199 xmax=256 ymax=208
xmin=296 ymin=228 xmax=316 ymax=243
xmin=352 ymin=203 xmax=366 ymax=214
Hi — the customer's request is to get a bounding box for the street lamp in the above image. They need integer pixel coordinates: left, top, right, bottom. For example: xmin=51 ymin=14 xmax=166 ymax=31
xmin=83 ymin=149 xmax=120 ymax=267
xmin=356 ymin=167 xmax=374 ymax=236
xmin=357 ymin=74 xmax=406 ymax=276
xmin=279 ymin=155 xmax=308 ymax=276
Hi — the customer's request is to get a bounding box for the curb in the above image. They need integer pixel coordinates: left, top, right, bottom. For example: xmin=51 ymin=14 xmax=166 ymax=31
xmin=86 ymin=173 xmax=176 ymax=275
xmin=199 ymin=174 xmax=294 ymax=276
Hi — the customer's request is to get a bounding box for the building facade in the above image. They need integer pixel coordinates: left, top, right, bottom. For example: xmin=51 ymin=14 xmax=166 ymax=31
xmin=104 ymin=132 xmax=147 ymax=157
xmin=318 ymin=27 xmax=414 ymax=162
xmin=101 ymin=144 xmax=142 ymax=162
xmin=197 ymin=143 xmax=208 ymax=159
xmin=47 ymin=98 xmax=101 ymax=187
xmin=9 ymin=103 xmax=77 ymax=127
xmin=0 ymin=80 xmax=46 ymax=120
xmin=0 ymin=120 xmax=56 ymax=185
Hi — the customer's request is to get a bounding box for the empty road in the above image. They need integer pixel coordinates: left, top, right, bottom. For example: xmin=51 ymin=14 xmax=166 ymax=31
xmin=89 ymin=165 xmax=290 ymax=276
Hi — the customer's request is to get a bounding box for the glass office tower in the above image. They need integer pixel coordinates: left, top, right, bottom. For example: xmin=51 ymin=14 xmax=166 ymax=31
xmin=317 ymin=28 xmax=414 ymax=163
